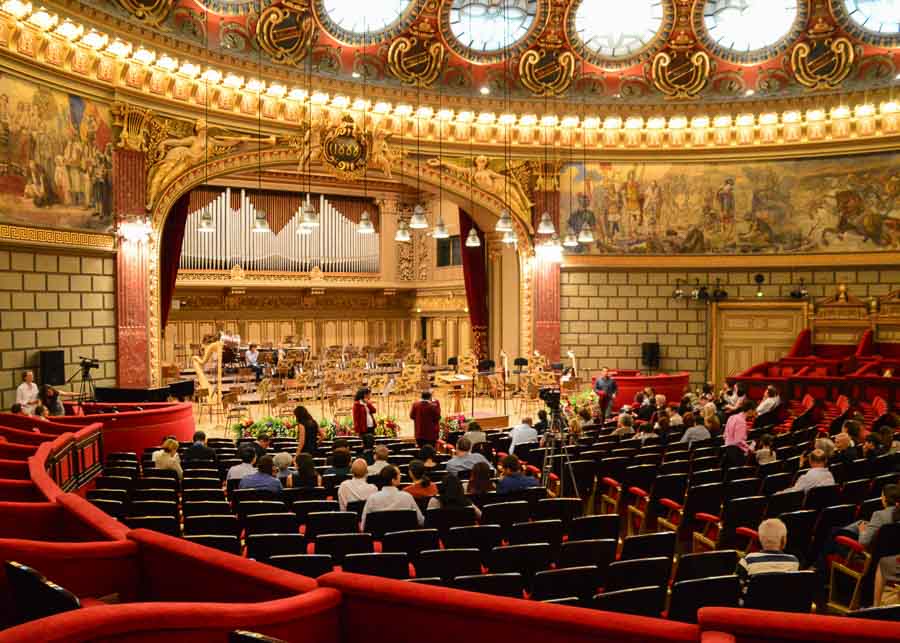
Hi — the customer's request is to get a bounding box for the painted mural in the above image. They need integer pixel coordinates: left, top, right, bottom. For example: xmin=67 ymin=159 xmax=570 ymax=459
xmin=0 ymin=74 xmax=113 ymax=231
xmin=560 ymin=153 xmax=900 ymax=255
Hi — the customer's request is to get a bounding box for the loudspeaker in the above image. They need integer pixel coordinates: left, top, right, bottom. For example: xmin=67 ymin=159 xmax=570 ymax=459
xmin=641 ymin=342 xmax=660 ymax=370
xmin=478 ymin=359 xmax=495 ymax=373
xmin=39 ymin=350 xmax=65 ymax=386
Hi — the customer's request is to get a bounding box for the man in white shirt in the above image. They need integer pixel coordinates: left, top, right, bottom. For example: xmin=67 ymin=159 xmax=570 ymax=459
xmin=367 ymin=445 xmax=390 ymax=476
xmin=783 ymin=449 xmax=835 ymax=494
xmin=15 ymin=371 xmax=39 ymax=415
xmin=226 ymin=448 xmax=258 ymax=480
xmin=245 ymin=343 xmax=262 ymax=381
xmin=755 ymin=386 xmax=781 ymax=416
xmin=361 ymin=465 xmax=424 ymax=530
xmin=508 ymin=417 xmax=538 ymax=455
xmin=338 ymin=458 xmax=378 ymax=511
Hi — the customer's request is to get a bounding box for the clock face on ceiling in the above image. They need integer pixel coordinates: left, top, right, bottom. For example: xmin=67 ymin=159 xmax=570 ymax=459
xmin=447 ymin=0 xmax=539 ymax=55
xmin=702 ymin=0 xmax=799 ymax=55
xmin=573 ymin=0 xmax=664 ymax=58
xmin=843 ymin=0 xmax=900 ymax=34
xmin=318 ymin=0 xmax=418 ymax=44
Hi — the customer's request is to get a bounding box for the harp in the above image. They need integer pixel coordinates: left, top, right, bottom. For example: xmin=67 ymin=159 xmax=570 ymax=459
xmin=192 ymin=340 xmax=223 ymax=408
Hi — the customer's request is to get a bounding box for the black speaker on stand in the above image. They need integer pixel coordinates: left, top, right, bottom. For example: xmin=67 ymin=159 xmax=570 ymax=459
xmin=641 ymin=342 xmax=660 ymax=372
xmin=39 ymin=350 xmax=65 ymax=386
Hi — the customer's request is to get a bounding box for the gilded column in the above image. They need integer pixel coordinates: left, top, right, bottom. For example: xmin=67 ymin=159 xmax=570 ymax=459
xmin=114 ymin=149 xmax=151 ymax=387
xmin=532 ymin=168 xmax=561 ymax=362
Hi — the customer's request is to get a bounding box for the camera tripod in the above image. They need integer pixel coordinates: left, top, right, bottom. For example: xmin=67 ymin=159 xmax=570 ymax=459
xmin=66 ymin=363 xmax=96 ymax=402
xmin=540 ymin=404 xmax=580 ymax=499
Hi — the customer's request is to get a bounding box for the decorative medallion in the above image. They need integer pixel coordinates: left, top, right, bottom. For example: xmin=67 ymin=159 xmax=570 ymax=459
xmin=257 ymin=0 xmax=318 ymax=65
xmin=321 ymin=114 xmax=372 ymax=179
xmin=387 ymin=22 xmax=445 ymax=87
xmin=651 ymin=49 xmax=711 ymax=99
xmin=114 ymin=0 xmax=173 ymax=27
xmin=518 ymin=45 xmax=575 ymax=96
xmin=790 ymin=19 xmax=856 ymax=90
xmin=693 ymin=0 xmax=807 ymax=65
xmin=832 ymin=0 xmax=900 ymax=48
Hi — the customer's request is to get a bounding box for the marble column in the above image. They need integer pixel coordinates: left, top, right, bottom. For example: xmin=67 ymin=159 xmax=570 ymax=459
xmin=114 ymin=149 xmax=151 ymax=387
xmin=532 ymin=183 xmax=561 ymax=362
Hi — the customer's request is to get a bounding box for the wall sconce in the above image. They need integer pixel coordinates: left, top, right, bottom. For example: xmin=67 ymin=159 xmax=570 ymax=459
xmin=712 ymin=278 xmax=728 ymax=302
xmin=790 ymin=278 xmax=808 ymax=300
xmin=754 ymin=273 xmax=765 ymax=298
xmin=118 ymin=216 xmax=152 ymax=243
xmin=691 ymin=279 xmax=709 ymax=302
xmin=672 ymin=278 xmax=686 ymax=300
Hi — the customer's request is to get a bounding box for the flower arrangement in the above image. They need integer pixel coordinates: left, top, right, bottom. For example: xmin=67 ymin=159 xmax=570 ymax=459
xmin=438 ymin=414 xmax=468 ymax=441
xmin=320 ymin=417 xmax=354 ymax=441
xmin=231 ymin=416 xmax=297 ymax=440
xmin=375 ymin=415 xmax=399 ymax=438
xmin=565 ymin=389 xmax=599 ymax=419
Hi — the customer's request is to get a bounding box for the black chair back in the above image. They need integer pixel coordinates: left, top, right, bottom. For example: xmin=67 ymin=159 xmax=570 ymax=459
xmin=605 ymin=556 xmax=671 ymax=591
xmin=342 ymin=552 xmax=410 ymax=579
xmin=451 ymin=572 xmax=523 ymax=598
xmin=591 ymin=585 xmax=665 ymax=618
xmin=269 ymin=554 xmax=333 ymax=577
xmin=363 ymin=510 xmax=419 ymax=539
xmin=674 ymin=550 xmax=739 ymax=583
xmin=745 ymin=570 xmax=817 ymax=613
xmin=669 ymin=575 xmax=741 ymax=623
xmin=5 ymin=561 xmax=81 ymax=625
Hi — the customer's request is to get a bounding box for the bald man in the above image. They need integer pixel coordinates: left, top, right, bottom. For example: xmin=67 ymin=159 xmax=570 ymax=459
xmin=337 ymin=458 xmax=378 ymax=511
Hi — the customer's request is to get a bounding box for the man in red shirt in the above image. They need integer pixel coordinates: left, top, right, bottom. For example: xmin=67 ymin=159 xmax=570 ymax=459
xmin=410 ymin=390 xmax=442 ymax=449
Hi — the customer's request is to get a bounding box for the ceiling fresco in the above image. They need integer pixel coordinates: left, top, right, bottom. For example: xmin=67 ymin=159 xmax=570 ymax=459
xmin=38 ymin=0 xmax=900 ymax=103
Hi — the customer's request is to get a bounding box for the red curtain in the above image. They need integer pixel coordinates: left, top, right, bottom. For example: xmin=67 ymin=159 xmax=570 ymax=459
xmin=459 ymin=209 xmax=489 ymax=359
xmin=160 ymin=192 xmax=190 ymax=330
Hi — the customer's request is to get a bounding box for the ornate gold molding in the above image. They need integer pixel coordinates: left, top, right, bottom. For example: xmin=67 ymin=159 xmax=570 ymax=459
xmin=651 ymin=49 xmax=711 ymax=100
xmin=0 ymin=223 xmax=115 ymax=251
xmin=791 ymin=37 xmax=855 ymax=90
xmin=256 ymin=0 xmax=317 ymax=66
xmin=387 ymin=23 xmax=445 ymax=87
xmin=563 ymin=251 xmax=900 ymax=270
xmin=519 ymin=46 xmax=575 ymax=97
xmin=113 ymin=0 xmax=172 ymax=28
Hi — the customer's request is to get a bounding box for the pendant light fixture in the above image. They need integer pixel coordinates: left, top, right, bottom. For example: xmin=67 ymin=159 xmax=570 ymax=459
xmin=409 ymin=203 xmax=428 ymax=229
xmin=495 ymin=208 xmax=513 ymax=232
xmin=562 ymin=231 xmax=578 ymax=247
xmin=432 ymin=72 xmax=448 ymax=240
xmin=356 ymin=29 xmax=375 ymax=237
xmin=198 ymin=8 xmax=214 ymax=234
xmin=464 ymin=45 xmax=480 ymax=251
xmin=577 ymin=223 xmax=594 ymax=244
xmin=198 ymin=211 xmax=214 ymax=233
xmin=433 ymin=216 xmax=449 ymax=239
xmin=501 ymin=229 xmax=516 ymax=245
xmin=537 ymin=211 xmax=555 ymax=235
xmin=547 ymin=233 xmax=562 ymax=249
xmin=252 ymin=0 xmax=269 ymax=234
xmin=465 ymin=228 xmax=481 ymax=248
xmin=358 ymin=209 xmax=375 ymax=234
xmin=299 ymin=20 xmax=318 ymax=231
xmin=412 ymin=80 xmax=427 ymax=232
xmin=395 ymin=219 xmax=411 ymax=242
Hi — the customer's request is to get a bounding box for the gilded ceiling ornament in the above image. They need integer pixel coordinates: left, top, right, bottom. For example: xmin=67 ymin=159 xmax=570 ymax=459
xmin=114 ymin=0 xmax=172 ymax=28
xmin=320 ymin=114 xmax=373 ymax=180
xmin=256 ymin=0 xmax=318 ymax=65
xmin=650 ymin=49 xmax=711 ymax=99
xmin=518 ymin=46 xmax=575 ymax=97
xmin=790 ymin=20 xmax=856 ymax=90
xmin=387 ymin=23 xmax=445 ymax=87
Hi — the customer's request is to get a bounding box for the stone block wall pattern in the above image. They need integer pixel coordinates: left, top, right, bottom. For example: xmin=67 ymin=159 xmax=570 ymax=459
xmin=0 ymin=248 xmax=116 ymax=408
xmin=560 ymin=268 xmax=900 ymax=388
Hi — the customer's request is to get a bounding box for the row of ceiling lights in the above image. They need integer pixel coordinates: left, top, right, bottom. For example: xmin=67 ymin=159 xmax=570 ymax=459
xmin=4 ymin=2 xmax=898 ymax=133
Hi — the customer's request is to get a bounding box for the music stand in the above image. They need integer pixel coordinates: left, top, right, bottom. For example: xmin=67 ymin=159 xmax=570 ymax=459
xmin=472 ymin=359 xmax=496 ymax=418
xmin=512 ymin=357 xmax=528 ymax=396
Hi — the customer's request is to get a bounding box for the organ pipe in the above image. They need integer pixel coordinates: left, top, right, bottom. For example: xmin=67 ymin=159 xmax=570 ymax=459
xmin=180 ymin=189 xmax=379 ymax=273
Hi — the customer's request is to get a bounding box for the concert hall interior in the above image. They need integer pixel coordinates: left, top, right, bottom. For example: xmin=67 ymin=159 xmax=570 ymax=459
xmin=0 ymin=0 xmax=899 ymax=640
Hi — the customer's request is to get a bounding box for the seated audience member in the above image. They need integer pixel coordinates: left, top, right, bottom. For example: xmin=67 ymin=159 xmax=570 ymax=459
xmin=404 ymin=459 xmax=438 ymax=498
xmin=639 ymin=420 xmax=660 ymax=444
xmin=612 ymin=413 xmax=635 ymax=438
xmin=337 ymin=458 xmax=378 ymax=511
xmin=462 ymin=421 xmax=487 ymax=446
xmin=680 ymin=416 xmax=711 ymax=444
xmin=359 ymin=433 xmax=376 ymax=465
xmin=184 ymin=431 xmax=217 ymax=462
xmin=419 ymin=444 xmax=439 ymax=470
xmin=9 ymin=403 xmax=25 ymax=415
xmin=427 ymin=474 xmax=481 ymax=519
xmin=666 ymin=406 xmax=684 ymax=428
xmin=251 ymin=433 xmax=271 ymax=461
xmin=878 ymin=425 xmax=900 ymax=454
xmin=533 ymin=410 xmax=549 ymax=434
xmin=736 ymin=518 xmax=799 ymax=583
xmin=367 ymin=445 xmax=391 ymax=476
xmin=361 ymin=465 xmax=424 ymax=529
xmin=853 ymin=484 xmax=900 ymax=548
xmin=754 ymin=433 xmax=776 ymax=465
xmin=465 ymin=461 xmax=496 ymax=496
xmin=152 ymin=438 xmax=183 ymax=480
xmin=841 ymin=419 xmax=862 ymax=447
xmin=784 ymin=449 xmax=834 ymax=493
xmin=577 ymin=408 xmax=594 ymax=428
xmin=227 ymin=448 xmax=257 ymax=480
xmin=32 ymin=405 xmax=49 ymax=420
xmin=509 ymin=417 xmax=539 ymax=454
xmin=876 ymin=551 xmax=900 ymax=607
xmin=830 ymin=433 xmax=855 ymax=465
xmin=863 ymin=433 xmax=887 ymax=461
xmin=650 ymin=394 xmax=668 ymax=424
xmin=291 ymin=453 xmax=322 ymax=488
xmin=705 ymin=415 xmax=721 ymax=437
xmin=721 ymin=383 xmax=747 ymax=413
xmin=653 ymin=415 xmax=671 ymax=442
xmin=239 ymin=455 xmax=283 ymax=494
xmin=755 ymin=386 xmax=781 ymax=416
xmin=327 ymin=448 xmax=352 ymax=478
xmin=446 ymin=437 xmax=493 ymax=477
xmin=273 ymin=452 xmax=295 ymax=484
xmin=497 ymin=455 xmax=540 ymax=494
xmin=636 ymin=395 xmax=655 ymax=422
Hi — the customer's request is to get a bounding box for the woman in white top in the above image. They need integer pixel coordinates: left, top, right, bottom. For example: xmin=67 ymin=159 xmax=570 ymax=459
xmin=152 ymin=438 xmax=183 ymax=480
xmin=15 ymin=371 xmax=39 ymax=415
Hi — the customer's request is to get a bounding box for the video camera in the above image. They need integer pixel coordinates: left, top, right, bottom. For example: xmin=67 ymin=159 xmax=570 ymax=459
xmin=79 ymin=356 xmax=100 ymax=372
xmin=539 ymin=387 xmax=561 ymax=411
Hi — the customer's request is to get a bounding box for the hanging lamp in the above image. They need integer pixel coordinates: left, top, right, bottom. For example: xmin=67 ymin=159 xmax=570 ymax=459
xmin=562 ymin=231 xmax=578 ymax=247
xmin=577 ymin=224 xmax=594 ymax=244
xmin=465 ymin=228 xmax=481 ymax=248
xmin=433 ymin=216 xmax=449 ymax=239
xmin=409 ymin=204 xmax=429 ymax=229
xmin=395 ymin=219 xmax=411 ymax=242
xmin=358 ymin=209 xmax=375 ymax=234
xmin=198 ymin=211 xmax=214 ymax=233
xmin=537 ymin=211 xmax=555 ymax=235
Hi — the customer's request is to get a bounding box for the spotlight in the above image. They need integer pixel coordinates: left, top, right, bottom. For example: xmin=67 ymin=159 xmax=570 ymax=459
xmin=479 ymin=86 xmax=490 ymax=95
xmin=672 ymin=278 xmax=685 ymax=300
xmin=754 ymin=273 xmax=765 ymax=298
xmin=790 ymin=277 xmax=808 ymax=300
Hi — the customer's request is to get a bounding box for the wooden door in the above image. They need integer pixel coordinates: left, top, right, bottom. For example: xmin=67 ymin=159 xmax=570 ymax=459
xmin=712 ymin=302 xmax=808 ymax=386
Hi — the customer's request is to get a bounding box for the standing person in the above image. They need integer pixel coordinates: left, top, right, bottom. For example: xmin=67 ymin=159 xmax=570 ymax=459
xmin=293 ymin=405 xmax=320 ymax=455
xmin=245 ymin=344 xmax=262 ymax=382
xmin=723 ymin=401 xmax=755 ymax=467
xmin=15 ymin=371 xmax=39 ymax=415
xmin=39 ymin=384 xmax=74 ymax=417
xmin=410 ymin=390 xmax=441 ymax=449
xmin=593 ymin=367 xmax=618 ymax=420
xmin=352 ymin=388 xmax=376 ymax=437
